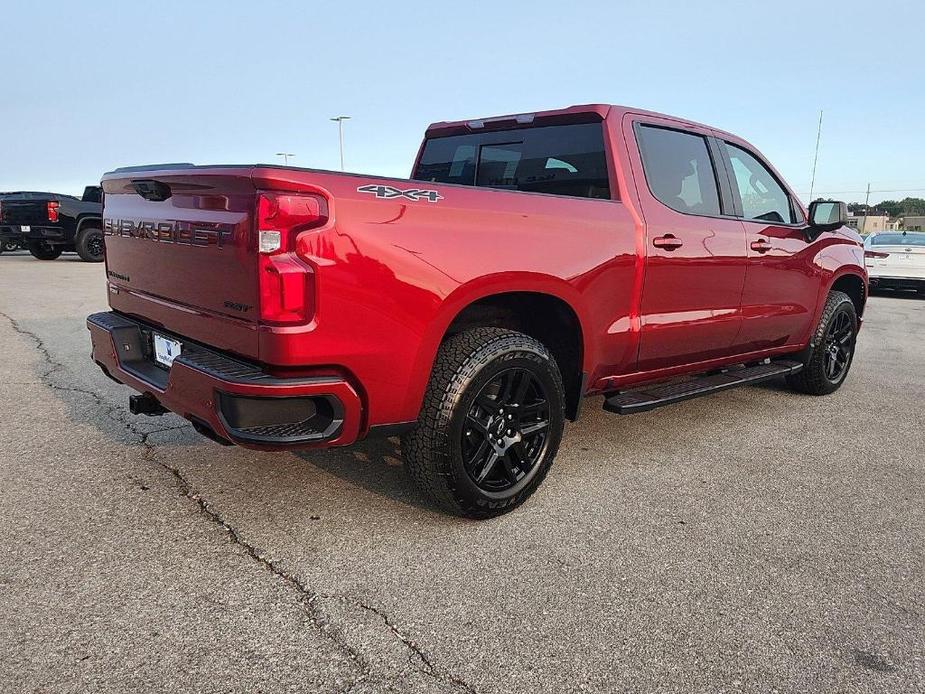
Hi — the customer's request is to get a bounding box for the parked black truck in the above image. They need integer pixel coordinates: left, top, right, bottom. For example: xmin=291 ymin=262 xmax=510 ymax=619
xmin=0 ymin=186 xmax=104 ymax=261
xmin=0 ymin=192 xmax=42 ymax=253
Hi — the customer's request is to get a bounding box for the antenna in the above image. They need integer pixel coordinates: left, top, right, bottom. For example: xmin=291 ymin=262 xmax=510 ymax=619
xmin=808 ymin=110 xmax=823 ymax=202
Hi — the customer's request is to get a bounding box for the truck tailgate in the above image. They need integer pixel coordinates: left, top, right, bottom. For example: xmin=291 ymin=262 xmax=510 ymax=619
xmin=102 ymin=167 xmax=261 ymax=359
xmin=0 ymin=199 xmax=49 ymax=225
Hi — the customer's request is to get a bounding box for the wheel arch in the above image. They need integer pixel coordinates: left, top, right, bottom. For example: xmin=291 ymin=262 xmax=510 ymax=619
xmin=829 ymin=271 xmax=867 ymax=319
xmin=406 ymin=274 xmax=591 ymax=423
xmin=75 ymin=215 xmax=103 ymax=234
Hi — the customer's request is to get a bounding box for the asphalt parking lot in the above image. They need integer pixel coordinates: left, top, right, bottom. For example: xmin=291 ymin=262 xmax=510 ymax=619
xmin=1 ymin=252 xmax=922 ymax=693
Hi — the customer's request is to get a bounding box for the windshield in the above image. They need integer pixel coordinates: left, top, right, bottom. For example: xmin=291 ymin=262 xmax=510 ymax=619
xmin=871 ymin=233 xmax=925 ymax=247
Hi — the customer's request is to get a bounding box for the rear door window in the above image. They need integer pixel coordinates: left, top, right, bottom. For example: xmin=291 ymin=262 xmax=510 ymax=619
xmin=414 ymin=122 xmax=611 ymax=199
xmin=635 ymin=125 xmax=721 ymax=216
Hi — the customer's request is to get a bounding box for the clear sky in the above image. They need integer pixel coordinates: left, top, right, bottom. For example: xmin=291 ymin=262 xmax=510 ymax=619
xmin=1 ymin=0 xmax=922 ymax=205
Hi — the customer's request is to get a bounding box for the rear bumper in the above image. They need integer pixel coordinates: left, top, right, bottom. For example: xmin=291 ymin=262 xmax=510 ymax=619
xmin=0 ymin=225 xmax=67 ymax=242
xmin=26 ymin=226 xmax=67 ymax=242
xmin=868 ymin=275 xmax=925 ymax=290
xmin=87 ymin=311 xmax=362 ymax=449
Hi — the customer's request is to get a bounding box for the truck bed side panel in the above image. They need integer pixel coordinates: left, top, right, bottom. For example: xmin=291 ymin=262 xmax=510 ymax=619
xmin=248 ymin=167 xmax=639 ymax=426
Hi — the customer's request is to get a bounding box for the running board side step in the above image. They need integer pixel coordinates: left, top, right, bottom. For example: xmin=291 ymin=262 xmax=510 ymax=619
xmin=603 ymin=360 xmax=803 ymax=415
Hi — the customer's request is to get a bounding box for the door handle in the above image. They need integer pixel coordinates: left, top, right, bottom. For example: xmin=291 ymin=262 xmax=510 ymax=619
xmin=653 ymin=234 xmax=683 ymax=250
xmin=751 ymin=239 xmax=772 ymax=253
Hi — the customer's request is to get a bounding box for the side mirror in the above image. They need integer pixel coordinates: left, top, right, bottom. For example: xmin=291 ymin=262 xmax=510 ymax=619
xmin=808 ymin=200 xmax=847 ymax=232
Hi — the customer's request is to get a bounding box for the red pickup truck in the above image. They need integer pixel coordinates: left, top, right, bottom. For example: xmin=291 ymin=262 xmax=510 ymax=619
xmin=88 ymin=104 xmax=866 ymax=518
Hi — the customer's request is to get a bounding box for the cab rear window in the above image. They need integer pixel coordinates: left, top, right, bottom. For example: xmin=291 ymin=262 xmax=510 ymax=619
xmin=413 ymin=123 xmax=611 ymax=200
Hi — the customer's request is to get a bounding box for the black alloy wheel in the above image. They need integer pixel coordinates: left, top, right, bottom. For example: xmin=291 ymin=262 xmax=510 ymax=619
xmin=401 ymin=327 xmax=566 ymax=518
xmin=76 ymin=226 xmax=105 ymax=262
xmin=27 ymin=241 xmax=63 ymax=260
xmin=786 ymin=290 xmax=857 ymax=395
xmin=87 ymin=233 xmax=104 ymax=259
xmin=822 ymin=310 xmax=854 ymax=383
xmin=462 ymin=367 xmax=551 ymax=493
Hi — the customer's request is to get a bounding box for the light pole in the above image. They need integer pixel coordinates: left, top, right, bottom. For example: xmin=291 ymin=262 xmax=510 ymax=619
xmin=275 ymin=152 xmax=295 ymax=165
xmin=330 ymin=116 xmax=350 ymax=171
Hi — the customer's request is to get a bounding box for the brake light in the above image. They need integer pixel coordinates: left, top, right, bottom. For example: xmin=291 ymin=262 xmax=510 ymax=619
xmin=864 ymin=250 xmax=890 ymax=260
xmin=47 ymin=200 xmax=59 ymax=222
xmin=256 ymin=191 xmax=328 ymax=324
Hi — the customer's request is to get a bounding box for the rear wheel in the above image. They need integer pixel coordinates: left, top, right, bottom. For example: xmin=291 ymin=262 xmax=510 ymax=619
xmin=787 ymin=290 xmax=857 ymax=395
xmin=75 ymin=226 xmax=105 ymax=262
xmin=27 ymin=241 xmax=63 ymax=261
xmin=1 ymin=240 xmax=18 ymax=253
xmin=401 ymin=327 xmax=565 ymax=518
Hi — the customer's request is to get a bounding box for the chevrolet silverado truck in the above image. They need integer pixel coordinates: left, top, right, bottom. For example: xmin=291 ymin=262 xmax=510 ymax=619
xmin=0 ymin=192 xmax=46 ymax=253
xmin=0 ymin=186 xmax=104 ymax=261
xmin=87 ymin=104 xmax=866 ymax=518
xmin=0 ymin=193 xmax=22 ymax=252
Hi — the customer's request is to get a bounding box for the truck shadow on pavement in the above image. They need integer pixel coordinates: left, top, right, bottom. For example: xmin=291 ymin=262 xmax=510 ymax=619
xmin=291 ymin=437 xmax=440 ymax=513
xmin=144 ymin=419 xmax=442 ymax=514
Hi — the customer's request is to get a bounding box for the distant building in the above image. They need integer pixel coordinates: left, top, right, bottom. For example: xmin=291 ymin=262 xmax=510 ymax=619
xmin=901 ymin=216 xmax=925 ymax=231
xmin=846 ymin=214 xmax=890 ymax=234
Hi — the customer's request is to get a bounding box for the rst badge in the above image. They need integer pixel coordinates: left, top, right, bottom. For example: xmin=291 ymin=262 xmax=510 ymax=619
xmin=357 ymin=184 xmax=443 ymax=203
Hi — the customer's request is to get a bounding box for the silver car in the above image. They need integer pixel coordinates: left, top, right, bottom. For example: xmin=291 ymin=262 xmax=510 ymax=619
xmin=864 ymin=231 xmax=925 ymax=294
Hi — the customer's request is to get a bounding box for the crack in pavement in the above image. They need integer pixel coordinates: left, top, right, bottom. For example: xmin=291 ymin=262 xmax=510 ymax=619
xmin=324 ymin=594 xmax=478 ymax=694
xmin=0 ymin=311 xmax=178 ymax=441
xmin=151 ymin=448 xmax=372 ymax=690
xmin=1 ymin=311 xmax=478 ymax=694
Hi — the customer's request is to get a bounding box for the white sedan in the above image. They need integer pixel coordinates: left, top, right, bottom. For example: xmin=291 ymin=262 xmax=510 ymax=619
xmin=864 ymin=231 xmax=925 ymax=294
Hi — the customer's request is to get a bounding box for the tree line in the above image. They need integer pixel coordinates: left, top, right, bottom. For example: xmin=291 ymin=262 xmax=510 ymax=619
xmin=846 ymin=197 xmax=925 ymax=217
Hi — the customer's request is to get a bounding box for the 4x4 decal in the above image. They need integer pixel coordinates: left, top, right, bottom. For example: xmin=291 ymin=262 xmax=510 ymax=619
xmin=357 ymin=184 xmax=443 ymax=203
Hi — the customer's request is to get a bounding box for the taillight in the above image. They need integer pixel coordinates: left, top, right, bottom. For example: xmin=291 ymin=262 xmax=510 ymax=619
xmin=256 ymin=191 xmax=328 ymax=325
xmin=864 ymin=250 xmax=890 ymax=260
xmin=47 ymin=200 xmax=59 ymax=222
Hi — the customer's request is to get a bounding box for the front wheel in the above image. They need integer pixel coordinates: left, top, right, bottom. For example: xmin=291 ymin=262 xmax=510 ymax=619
xmin=787 ymin=290 xmax=858 ymax=395
xmin=27 ymin=241 xmax=63 ymax=261
xmin=401 ymin=327 xmax=566 ymax=518
xmin=75 ymin=226 xmax=105 ymax=262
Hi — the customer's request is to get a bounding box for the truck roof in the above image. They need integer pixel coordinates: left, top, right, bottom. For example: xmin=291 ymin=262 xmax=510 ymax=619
xmin=424 ymin=103 xmax=735 ymax=140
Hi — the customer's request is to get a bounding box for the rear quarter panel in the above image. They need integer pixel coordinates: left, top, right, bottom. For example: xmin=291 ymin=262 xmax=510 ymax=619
xmin=251 ymin=165 xmax=640 ymax=427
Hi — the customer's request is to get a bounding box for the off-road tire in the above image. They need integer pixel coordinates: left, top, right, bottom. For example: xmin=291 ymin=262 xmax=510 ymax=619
xmin=75 ymin=226 xmax=105 ymax=262
xmin=401 ymin=327 xmax=566 ymax=519
xmin=786 ymin=290 xmax=857 ymax=395
xmin=27 ymin=241 xmax=63 ymax=261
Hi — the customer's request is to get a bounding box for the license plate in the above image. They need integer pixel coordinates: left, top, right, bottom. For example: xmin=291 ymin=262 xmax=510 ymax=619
xmin=20 ymin=225 xmax=30 ymax=232
xmin=153 ymin=334 xmax=182 ymax=367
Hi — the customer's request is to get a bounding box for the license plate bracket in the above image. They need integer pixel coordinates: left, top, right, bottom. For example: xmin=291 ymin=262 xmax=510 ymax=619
xmin=153 ymin=333 xmax=182 ymax=368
